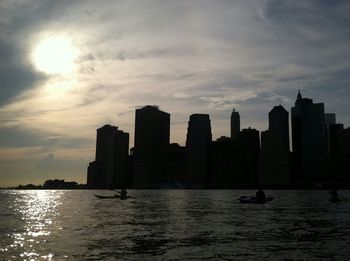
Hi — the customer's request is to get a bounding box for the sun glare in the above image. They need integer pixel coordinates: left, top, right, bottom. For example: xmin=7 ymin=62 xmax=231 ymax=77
xmin=32 ymin=36 xmax=78 ymax=75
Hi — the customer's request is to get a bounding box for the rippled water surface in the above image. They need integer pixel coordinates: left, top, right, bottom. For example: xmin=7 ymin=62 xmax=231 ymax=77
xmin=1 ymin=190 xmax=350 ymax=260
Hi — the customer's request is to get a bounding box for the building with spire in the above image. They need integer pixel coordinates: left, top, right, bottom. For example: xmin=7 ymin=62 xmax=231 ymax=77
xmin=230 ymin=109 xmax=240 ymax=140
xmin=291 ymin=91 xmax=327 ymax=182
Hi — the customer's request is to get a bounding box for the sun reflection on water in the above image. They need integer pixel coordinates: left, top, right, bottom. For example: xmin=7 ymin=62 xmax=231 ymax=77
xmin=2 ymin=190 xmax=63 ymax=260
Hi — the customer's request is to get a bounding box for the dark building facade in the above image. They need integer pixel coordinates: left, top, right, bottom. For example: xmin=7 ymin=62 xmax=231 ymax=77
xmin=186 ymin=114 xmax=212 ymax=186
xmin=291 ymin=91 xmax=327 ymax=182
xmin=231 ymin=109 xmax=240 ymax=140
xmin=113 ymin=130 xmax=130 ymax=188
xmin=240 ymin=127 xmax=260 ymax=184
xmin=133 ymin=105 xmax=170 ymax=187
xmin=210 ymin=136 xmax=241 ymax=186
xmin=87 ymin=125 xmax=129 ymax=189
xmin=258 ymin=130 xmax=291 ymax=184
xmin=259 ymin=105 xmax=291 ymax=184
xmin=327 ymin=124 xmax=350 ymax=183
xmin=269 ymin=105 xmax=290 ymax=151
xmin=165 ymin=143 xmax=186 ymax=186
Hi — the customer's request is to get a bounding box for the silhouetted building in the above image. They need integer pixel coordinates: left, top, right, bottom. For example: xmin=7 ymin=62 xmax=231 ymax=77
xmin=259 ymin=105 xmax=291 ymax=184
xmin=87 ymin=125 xmax=129 ymax=189
xmin=269 ymin=105 xmax=289 ymax=150
xmin=327 ymin=124 xmax=350 ymax=183
xmin=87 ymin=161 xmax=99 ymax=188
xmin=165 ymin=143 xmax=186 ymax=186
xmin=258 ymin=130 xmax=291 ymax=184
xmin=186 ymin=114 xmax=212 ymax=186
xmin=343 ymin=128 xmax=350 ymax=182
xmin=133 ymin=105 xmax=170 ymax=187
xmin=231 ymin=109 xmax=240 ymax=140
xmin=291 ymin=91 xmax=327 ymax=182
xmin=210 ymin=136 xmax=241 ymax=186
xmin=325 ymin=113 xmax=336 ymax=125
xmin=240 ymin=127 xmax=260 ymax=184
xmin=114 ymin=130 xmax=130 ymax=188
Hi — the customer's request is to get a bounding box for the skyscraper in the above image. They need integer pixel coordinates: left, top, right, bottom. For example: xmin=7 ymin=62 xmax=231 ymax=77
xmin=133 ymin=105 xmax=170 ymax=187
xmin=210 ymin=136 xmax=241 ymax=186
xmin=259 ymin=104 xmax=291 ymax=184
xmin=291 ymin=91 xmax=327 ymax=182
xmin=240 ymin=127 xmax=260 ymax=184
xmin=113 ymin=130 xmax=130 ymax=188
xmin=186 ymin=114 xmax=212 ymax=186
xmin=87 ymin=125 xmax=129 ymax=189
xmin=258 ymin=130 xmax=291 ymax=184
xmin=95 ymin=125 xmax=119 ymax=188
xmin=231 ymin=109 xmax=240 ymax=140
xmin=269 ymin=105 xmax=289 ymax=150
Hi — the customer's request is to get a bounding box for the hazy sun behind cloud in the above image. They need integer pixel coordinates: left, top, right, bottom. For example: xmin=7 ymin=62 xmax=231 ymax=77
xmin=31 ymin=35 xmax=78 ymax=75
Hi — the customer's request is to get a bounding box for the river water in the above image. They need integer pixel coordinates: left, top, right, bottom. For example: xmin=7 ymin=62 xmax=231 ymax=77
xmin=1 ymin=190 xmax=350 ymax=260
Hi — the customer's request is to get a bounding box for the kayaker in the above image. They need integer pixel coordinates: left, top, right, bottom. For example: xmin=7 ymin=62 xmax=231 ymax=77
xmin=256 ymin=188 xmax=266 ymax=202
xmin=120 ymin=188 xmax=127 ymax=198
xmin=329 ymin=188 xmax=340 ymax=203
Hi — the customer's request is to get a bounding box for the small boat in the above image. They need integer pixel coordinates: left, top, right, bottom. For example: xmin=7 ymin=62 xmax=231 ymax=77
xmin=329 ymin=196 xmax=349 ymax=203
xmin=329 ymin=196 xmax=341 ymax=203
xmin=238 ymin=196 xmax=274 ymax=204
xmin=95 ymin=194 xmax=127 ymax=200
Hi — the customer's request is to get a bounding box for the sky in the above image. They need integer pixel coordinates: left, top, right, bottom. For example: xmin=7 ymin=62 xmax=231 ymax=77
xmin=1 ymin=0 xmax=350 ymax=187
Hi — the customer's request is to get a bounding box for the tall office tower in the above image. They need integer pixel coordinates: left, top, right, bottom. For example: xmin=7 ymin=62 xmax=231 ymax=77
xmin=95 ymin=125 xmax=119 ymax=188
xmin=166 ymin=143 xmax=186 ymax=185
xmin=230 ymin=109 xmax=240 ymax=140
xmin=240 ymin=127 xmax=260 ymax=184
xmin=258 ymin=130 xmax=291 ymax=184
xmin=87 ymin=161 xmax=98 ymax=188
xmin=186 ymin=114 xmax=212 ymax=186
xmin=291 ymin=91 xmax=327 ymax=182
xmin=324 ymin=113 xmax=336 ymax=178
xmin=87 ymin=125 xmax=129 ymax=189
xmin=269 ymin=105 xmax=290 ymax=151
xmin=343 ymin=128 xmax=350 ymax=182
xmin=113 ymin=130 xmax=130 ymax=188
xmin=133 ymin=105 xmax=170 ymax=187
xmin=210 ymin=136 xmax=241 ymax=187
xmin=328 ymin=124 xmax=345 ymax=182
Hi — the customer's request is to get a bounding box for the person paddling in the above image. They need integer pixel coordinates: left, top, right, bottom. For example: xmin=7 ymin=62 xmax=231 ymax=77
xmin=256 ymin=188 xmax=266 ymax=202
xmin=120 ymin=188 xmax=127 ymax=198
xmin=329 ymin=188 xmax=341 ymax=203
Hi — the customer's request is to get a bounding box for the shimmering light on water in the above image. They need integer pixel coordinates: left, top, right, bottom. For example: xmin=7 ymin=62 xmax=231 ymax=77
xmin=1 ymin=190 xmax=62 ymax=260
xmin=1 ymin=190 xmax=350 ymax=260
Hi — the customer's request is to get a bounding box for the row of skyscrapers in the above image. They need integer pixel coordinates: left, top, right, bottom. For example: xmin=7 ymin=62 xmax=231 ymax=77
xmin=87 ymin=91 xmax=350 ymax=188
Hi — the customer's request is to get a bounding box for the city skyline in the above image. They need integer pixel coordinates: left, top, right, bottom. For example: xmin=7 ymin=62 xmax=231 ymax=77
xmin=1 ymin=1 xmax=350 ymax=187
xmin=86 ymin=92 xmax=350 ymax=189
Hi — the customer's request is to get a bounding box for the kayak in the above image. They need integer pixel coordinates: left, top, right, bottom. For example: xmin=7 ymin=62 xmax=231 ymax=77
xmin=95 ymin=194 xmax=127 ymax=200
xmin=329 ymin=196 xmax=341 ymax=203
xmin=329 ymin=196 xmax=349 ymax=203
xmin=238 ymin=196 xmax=274 ymax=204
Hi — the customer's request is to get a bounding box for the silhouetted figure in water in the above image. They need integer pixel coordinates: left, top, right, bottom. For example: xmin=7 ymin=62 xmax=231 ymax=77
xmin=329 ymin=188 xmax=341 ymax=203
xmin=256 ymin=188 xmax=266 ymax=202
xmin=120 ymin=188 xmax=127 ymax=198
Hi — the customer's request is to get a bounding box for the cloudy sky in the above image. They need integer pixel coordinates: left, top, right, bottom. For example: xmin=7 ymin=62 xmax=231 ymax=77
xmin=1 ymin=0 xmax=350 ymax=187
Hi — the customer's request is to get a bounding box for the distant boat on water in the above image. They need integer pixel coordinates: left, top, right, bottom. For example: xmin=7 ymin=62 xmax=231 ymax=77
xmin=95 ymin=194 xmax=128 ymax=200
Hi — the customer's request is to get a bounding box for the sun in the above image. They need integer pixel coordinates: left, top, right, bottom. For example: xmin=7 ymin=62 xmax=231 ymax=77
xmin=32 ymin=35 xmax=78 ymax=75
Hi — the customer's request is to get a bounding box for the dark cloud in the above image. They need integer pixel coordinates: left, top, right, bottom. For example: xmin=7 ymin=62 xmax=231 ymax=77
xmin=0 ymin=127 xmax=91 ymax=149
xmin=0 ymin=38 xmax=46 ymax=105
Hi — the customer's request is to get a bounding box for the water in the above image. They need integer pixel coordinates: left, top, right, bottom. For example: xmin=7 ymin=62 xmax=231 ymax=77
xmin=1 ymin=190 xmax=350 ymax=260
